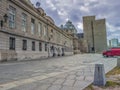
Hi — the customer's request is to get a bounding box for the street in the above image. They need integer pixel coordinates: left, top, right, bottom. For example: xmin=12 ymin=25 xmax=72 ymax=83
xmin=0 ymin=54 xmax=117 ymax=90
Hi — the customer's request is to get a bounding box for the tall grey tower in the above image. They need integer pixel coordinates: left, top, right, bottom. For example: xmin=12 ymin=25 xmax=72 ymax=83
xmin=83 ymin=16 xmax=107 ymax=53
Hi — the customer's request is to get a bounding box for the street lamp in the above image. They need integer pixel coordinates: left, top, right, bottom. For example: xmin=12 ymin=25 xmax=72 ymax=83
xmin=3 ymin=14 xmax=8 ymax=23
xmin=0 ymin=14 xmax=8 ymax=28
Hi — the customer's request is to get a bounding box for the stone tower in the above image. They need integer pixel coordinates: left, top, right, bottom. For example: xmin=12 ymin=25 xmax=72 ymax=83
xmin=83 ymin=16 xmax=107 ymax=53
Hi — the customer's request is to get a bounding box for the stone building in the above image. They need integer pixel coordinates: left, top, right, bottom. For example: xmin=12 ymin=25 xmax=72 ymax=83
xmin=83 ymin=16 xmax=107 ymax=53
xmin=76 ymin=33 xmax=88 ymax=53
xmin=109 ymin=38 xmax=119 ymax=47
xmin=61 ymin=20 xmax=80 ymax=54
xmin=0 ymin=0 xmax=73 ymax=61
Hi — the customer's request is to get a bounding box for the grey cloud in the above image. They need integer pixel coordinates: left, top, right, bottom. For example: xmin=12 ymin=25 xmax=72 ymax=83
xmin=30 ymin=0 xmax=120 ymax=40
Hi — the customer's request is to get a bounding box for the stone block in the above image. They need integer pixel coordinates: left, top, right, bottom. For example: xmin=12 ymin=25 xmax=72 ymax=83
xmin=63 ymin=80 xmax=75 ymax=86
xmin=48 ymin=85 xmax=61 ymax=90
xmin=93 ymin=64 xmax=106 ymax=86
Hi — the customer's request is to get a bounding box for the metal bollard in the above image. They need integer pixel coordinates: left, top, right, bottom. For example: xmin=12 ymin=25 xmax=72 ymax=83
xmin=93 ymin=64 xmax=106 ymax=86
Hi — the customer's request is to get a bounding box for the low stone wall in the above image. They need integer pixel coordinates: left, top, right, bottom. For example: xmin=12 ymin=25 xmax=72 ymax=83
xmin=0 ymin=50 xmax=17 ymax=62
xmin=16 ymin=51 xmax=48 ymax=61
xmin=0 ymin=50 xmax=74 ymax=62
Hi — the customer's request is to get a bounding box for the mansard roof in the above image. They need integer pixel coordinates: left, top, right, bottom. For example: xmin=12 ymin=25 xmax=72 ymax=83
xmin=63 ymin=20 xmax=77 ymax=33
xmin=20 ymin=0 xmax=55 ymax=24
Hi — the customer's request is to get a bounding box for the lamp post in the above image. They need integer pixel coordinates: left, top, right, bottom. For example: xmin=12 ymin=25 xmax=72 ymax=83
xmin=3 ymin=14 xmax=8 ymax=23
xmin=0 ymin=14 xmax=8 ymax=28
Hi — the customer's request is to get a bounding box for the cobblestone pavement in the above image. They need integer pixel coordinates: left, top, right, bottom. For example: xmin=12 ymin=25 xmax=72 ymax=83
xmin=0 ymin=54 xmax=117 ymax=90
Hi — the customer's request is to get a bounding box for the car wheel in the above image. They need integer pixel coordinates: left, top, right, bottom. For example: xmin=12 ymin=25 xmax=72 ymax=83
xmin=103 ymin=55 xmax=108 ymax=57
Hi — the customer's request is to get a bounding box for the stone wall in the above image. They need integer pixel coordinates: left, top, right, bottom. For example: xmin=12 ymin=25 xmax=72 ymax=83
xmin=93 ymin=19 xmax=107 ymax=52
xmin=0 ymin=32 xmax=73 ymax=61
xmin=83 ymin=16 xmax=107 ymax=53
xmin=0 ymin=0 xmax=73 ymax=61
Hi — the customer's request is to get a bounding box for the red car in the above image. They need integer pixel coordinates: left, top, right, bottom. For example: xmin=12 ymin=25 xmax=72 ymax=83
xmin=102 ymin=47 xmax=120 ymax=57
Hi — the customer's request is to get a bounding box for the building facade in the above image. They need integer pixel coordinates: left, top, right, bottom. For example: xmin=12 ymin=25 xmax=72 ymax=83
xmin=0 ymin=0 xmax=73 ymax=61
xmin=83 ymin=16 xmax=107 ymax=53
xmin=61 ymin=20 xmax=80 ymax=54
xmin=109 ymin=38 xmax=119 ymax=47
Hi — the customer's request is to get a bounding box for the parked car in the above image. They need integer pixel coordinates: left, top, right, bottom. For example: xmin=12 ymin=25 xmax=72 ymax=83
xmin=102 ymin=47 xmax=120 ymax=57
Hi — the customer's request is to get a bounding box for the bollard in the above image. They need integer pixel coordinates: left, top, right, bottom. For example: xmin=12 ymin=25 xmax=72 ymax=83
xmin=117 ymin=58 xmax=120 ymax=67
xmin=93 ymin=64 xmax=106 ymax=86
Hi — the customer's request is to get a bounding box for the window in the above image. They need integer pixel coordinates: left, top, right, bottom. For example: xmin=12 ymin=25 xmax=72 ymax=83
xmin=22 ymin=40 xmax=27 ymax=50
xmin=22 ymin=13 xmax=27 ymax=32
xmin=39 ymin=42 xmax=42 ymax=51
xmin=38 ymin=23 xmax=42 ymax=36
xmin=43 ymin=25 xmax=47 ymax=36
xmin=51 ymin=29 xmax=53 ymax=33
xmin=32 ymin=41 xmax=35 ymax=51
xmin=9 ymin=6 xmax=16 ymax=28
xmin=45 ymin=43 xmax=47 ymax=51
xmin=31 ymin=18 xmax=35 ymax=34
xmin=9 ymin=37 xmax=15 ymax=50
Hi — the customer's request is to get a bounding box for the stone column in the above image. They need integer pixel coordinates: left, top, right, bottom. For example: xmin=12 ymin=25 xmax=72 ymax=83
xmin=93 ymin=64 xmax=106 ymax=86
xmin=117 ymin=58 xmax=120 ymax=67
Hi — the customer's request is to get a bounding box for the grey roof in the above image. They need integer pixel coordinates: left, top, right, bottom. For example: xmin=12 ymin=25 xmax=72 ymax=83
xmin=60 ymin=20 xmax=77 ymax=34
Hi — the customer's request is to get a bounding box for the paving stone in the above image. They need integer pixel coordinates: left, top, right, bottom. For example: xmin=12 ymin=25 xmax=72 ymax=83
xmin=61 ymin=86 xmax=81 ymax=90
xmin=76 ymin=76 xmax=85 ymax=80
xmin=0 ymin=54 xmax=117 ymax=90
xmin=48 ymin=85 xmax=61 ymax=90
xmin=60 ymin=86 xmax=73 ymax=90
xmin=8 ymin=83 xmax=37 ymax=90
xmin=53 ymin=79 xmax=65 ymax=85
xmin=74 ymin=80 xmax=92 ymax=88
xmin=68 ymin=71 xmax=77 ymax=75
xmin=55 ymin=74 xmax=68 ymax=79
xmin=66 ymin=75 xmax=76 ymax=80
xmin=0 ymin=78 xmax=15 ymax=84
xmin=85 ymin=76 xmax=94 ymax=81
xmin=35 ymin=83 xmax=51 ymax=90
xmin=36 ymin=78 xmax=56 ymax=84
xmin=63 ymin=80 xmax=75 ymax=86
xmin=76 ymin=71 xmax=84 ymax=76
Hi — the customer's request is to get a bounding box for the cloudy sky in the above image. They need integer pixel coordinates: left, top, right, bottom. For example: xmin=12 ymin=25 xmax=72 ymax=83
xmin=30 ymin=0 xmax=120 ymax=41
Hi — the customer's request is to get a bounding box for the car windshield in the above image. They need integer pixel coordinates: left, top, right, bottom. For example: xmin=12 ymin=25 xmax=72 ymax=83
xmin=106 ymin=49 xmax=111 ymax=51
xmin=105 ymin=48 xmax=111 ymax=51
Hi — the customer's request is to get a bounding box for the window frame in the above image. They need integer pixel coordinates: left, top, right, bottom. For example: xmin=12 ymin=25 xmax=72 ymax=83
xmin=21 ymin=13 xmax=27 ymax=32
xmin=22 ymin=39 xmax=27 ymax=50
xmin=31 ymin=18 xmax=35 ymax=35
xmin=9 ymin=37 xmax=15 ymax=50
xmin=43 ymin=25 xmax=47 ymax=36
xmin=38 ymin=22 xmax=42 ymax=36
xmin=45 ymin=43 xmax=47 ymax=51
xmin=32 ymin=41 xmax=35 ymax=51
xmin=39 ymin=42 xmax=42 ymax=51
xmin=9 ymin=6 xmax=16 ymax=28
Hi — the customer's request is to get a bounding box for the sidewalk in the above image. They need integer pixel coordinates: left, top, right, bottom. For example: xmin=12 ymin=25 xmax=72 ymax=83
xmin=0 ymin=54 xmax=117 ymax=90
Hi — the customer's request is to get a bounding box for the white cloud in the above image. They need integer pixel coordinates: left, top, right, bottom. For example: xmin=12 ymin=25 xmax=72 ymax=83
xmin=46 ymin=0 xmax=56 ymax=11
xmin=30 ymin=0 xmax=120 ymax=41
xmin=57 ymin=9 xmax=68 ymax=16
xmin=107 ymin=22 xmax=120 ymax=32
xmin=77 ymin=22 xmax=83 ymax=30
xmin=106 ymin=23 xmax=116 ymax=32
xmin=80 ymin=6 xmax=90 ymax=13
xmin=108 ymin=33 xmax=120 ymax=40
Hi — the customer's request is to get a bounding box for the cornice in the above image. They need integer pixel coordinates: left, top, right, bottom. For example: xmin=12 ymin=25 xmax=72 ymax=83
xmin=8 ymin=0 xmax=73 ymax=39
